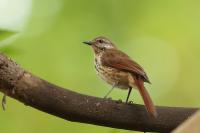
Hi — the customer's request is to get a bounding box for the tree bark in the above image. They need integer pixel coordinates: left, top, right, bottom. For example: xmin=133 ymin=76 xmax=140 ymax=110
xmin=0 ymin=53 xmax=198 ymax=132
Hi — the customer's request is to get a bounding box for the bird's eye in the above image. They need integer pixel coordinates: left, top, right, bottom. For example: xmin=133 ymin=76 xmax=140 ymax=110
xmin=98 ymin=39 xmax=103 ymax=43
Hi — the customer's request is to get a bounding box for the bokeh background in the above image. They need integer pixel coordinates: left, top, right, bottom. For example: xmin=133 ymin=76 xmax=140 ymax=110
xmin=0 ymin=0 xmax=200 ymax=133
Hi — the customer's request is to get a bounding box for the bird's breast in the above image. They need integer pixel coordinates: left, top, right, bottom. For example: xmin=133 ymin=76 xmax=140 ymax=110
xmin=94 ymin=56 xmax=133 ymax=89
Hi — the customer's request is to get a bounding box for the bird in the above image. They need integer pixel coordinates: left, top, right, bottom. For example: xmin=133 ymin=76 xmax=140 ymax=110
xmin=83 ymin=36 xmax=157 ymax=118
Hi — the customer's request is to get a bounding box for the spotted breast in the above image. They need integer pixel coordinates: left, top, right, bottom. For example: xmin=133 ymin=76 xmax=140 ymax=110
xmin=94 ymin=53 xmax=134 ymax=89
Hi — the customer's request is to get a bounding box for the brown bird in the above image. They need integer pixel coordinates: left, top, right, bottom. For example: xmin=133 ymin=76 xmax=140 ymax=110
xmin=83 ymin=36 xmax=157 ymax=118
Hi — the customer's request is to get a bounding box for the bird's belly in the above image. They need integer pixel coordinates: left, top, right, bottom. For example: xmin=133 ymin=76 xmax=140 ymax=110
xmin=95 ymin=65 xmax=131 ymax=89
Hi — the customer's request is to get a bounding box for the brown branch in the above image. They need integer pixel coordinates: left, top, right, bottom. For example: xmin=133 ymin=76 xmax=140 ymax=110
xmin=0 ymin=53 xmax=198 ymax=132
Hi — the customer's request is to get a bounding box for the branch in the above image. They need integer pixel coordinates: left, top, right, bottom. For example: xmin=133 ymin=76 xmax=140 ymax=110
xmin=0 ymin=53 xmax=198 ymax=132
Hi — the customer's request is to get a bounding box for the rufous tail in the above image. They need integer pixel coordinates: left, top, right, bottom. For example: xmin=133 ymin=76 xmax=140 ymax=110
xmin=134 ymin=77 xmax=157 ymax=118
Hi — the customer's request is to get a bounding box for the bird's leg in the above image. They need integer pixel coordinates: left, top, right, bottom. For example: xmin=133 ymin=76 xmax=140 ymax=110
xmin=2 ymin=94 xmax=7 ymax=111
xmin=104 ymin=83 xmax=117 ymax=99
xmin=125 ymin=87 xmax=132 ymax=103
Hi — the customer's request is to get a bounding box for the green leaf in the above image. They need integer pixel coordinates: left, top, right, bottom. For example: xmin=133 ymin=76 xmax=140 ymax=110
xmin=0 ymin=30 xmax=16 ymax=41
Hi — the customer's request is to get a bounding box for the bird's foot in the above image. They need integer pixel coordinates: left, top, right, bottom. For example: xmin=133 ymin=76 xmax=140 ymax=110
xmin=103 ymin=96 xmax=112 ymax=100
xmin=116 ymin=99 xmax=123 ymax=104
xmin=125 ymin=100 xmax=134 ymax=105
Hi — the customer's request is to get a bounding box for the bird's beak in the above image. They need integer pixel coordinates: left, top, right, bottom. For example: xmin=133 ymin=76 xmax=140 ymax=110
xmin=83 ymin=41 xmax=92 ymax=45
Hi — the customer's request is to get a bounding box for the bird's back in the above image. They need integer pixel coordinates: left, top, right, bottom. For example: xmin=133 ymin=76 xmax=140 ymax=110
xmin=101 ymin=49 xmax=150 ymax=83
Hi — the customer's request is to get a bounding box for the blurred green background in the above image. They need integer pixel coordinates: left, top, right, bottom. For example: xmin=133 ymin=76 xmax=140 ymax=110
xmin=0 ymin=0 xmax=200 ymax=133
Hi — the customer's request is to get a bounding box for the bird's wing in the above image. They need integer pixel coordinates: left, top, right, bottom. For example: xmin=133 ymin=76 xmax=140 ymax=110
xmin=101 ymin=49 xmax=150 ymax=83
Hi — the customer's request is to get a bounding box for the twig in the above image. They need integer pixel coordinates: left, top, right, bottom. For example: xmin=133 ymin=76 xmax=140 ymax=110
xmin=0 ymin=53 xmax=198 ymax=132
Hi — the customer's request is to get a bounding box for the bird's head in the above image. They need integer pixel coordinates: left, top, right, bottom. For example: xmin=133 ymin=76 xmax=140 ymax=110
xmin=83 ymin=36 xmax=117 ymax=54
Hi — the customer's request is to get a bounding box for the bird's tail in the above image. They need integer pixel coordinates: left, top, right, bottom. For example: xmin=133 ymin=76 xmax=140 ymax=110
xmin=134 ymin=77 xmax=157 ymax=118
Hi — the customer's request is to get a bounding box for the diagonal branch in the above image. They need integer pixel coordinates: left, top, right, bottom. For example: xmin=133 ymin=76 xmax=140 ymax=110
xmin=0 ymin=53 xmax=198 ymax=132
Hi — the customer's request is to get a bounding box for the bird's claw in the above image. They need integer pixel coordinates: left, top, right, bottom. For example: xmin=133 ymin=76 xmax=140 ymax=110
xmin=116 ymin=99 xmax=122 ymax=103
xmin=104 ymin=97 xmax=112 ymax=100
xmin=128 ymin=100 xmax=134 ymax=105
